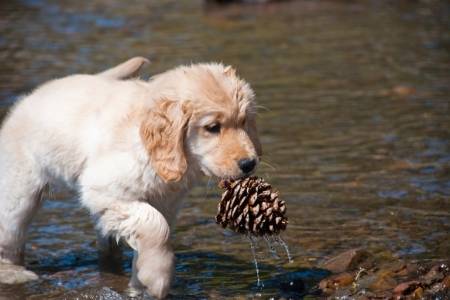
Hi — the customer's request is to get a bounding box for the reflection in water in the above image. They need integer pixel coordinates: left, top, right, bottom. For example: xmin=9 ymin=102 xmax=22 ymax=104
xmin=0 ymin=0 xmax=449 ymax=298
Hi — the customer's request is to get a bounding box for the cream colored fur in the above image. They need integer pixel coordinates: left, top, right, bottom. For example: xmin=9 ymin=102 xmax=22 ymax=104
xmin=0 ymin=57 xmax=260 ymax=299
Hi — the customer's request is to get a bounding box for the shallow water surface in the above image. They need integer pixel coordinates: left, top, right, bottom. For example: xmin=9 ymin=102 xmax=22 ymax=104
xmin=0 ymin=0 xmax=449 ymax=298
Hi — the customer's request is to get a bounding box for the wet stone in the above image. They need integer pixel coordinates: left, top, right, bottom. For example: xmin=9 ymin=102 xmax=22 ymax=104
xmin=319 ymin=272 xmax=355 ymax=293
xmin=63 ymin=286 xmax=124 ymax=300
xmin=354 ymin=274 xmax=378 ymax=291
xmin=369 ymin=270 xmax=397 ymax=292
xmin=393 ymin=280 xmax=423 ymax=296
xmin=422 ymin=264 xmax=446 ymax=285
xmin=319 ymin=248 xmax=371 ymax=273
xmin=428 ymin=275 xmax=450 ymax=295
xmin=353 ymin=290 xmax=378 ymax=300
xmin=392 ymin=262 xmax=419 ymax=278
xmin=443 ymin=275 xmax=450 ymax=289
xmin=317 ymin=255 xmax=449 ymax=299
xmin=411 ymin=287 xmax=424 ymax=299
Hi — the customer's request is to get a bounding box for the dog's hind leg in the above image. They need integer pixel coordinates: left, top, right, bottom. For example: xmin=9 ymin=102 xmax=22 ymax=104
xmin=0 ymin=148 xmax=45 ymax=283
xmin=96 ymin=230 xmax=124 ymax=273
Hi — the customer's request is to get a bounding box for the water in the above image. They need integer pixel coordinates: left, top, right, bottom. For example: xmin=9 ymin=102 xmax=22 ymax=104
xmin=248 ymin=236 xmax=263 ymax=288
xmin=274 ymin=236 xmax=294 ymax=264
xmin=263 ymin=235 xmax=280 ymax=260
xmin=248 ymin=235 xmax=293 ymax=287
xmin=0 ymin=0 xmax=449 ymax=298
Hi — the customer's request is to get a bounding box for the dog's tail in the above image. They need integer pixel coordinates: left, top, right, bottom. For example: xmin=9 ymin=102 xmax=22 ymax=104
xmin=97 ymin=56 xmax=150 ymax=80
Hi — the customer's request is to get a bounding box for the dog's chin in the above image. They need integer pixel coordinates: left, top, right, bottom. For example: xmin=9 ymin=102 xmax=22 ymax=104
xmin=233 ymin=171 xmax=256 ymax=180
xmin=201 ymin=167 xmax=238 ymax=181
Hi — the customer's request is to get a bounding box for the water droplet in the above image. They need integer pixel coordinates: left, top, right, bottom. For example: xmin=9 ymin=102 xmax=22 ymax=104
xmin=263 ymin=234 xmax=279 ymax=259
xmin=274 ymin=236 xmax=294 ymax=263
xmin=248 ymin=235 xmax=264 ymax=287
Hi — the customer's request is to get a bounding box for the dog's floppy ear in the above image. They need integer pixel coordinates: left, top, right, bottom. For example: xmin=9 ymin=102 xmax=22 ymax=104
xmin=140 ymin=100 xmax=192 ymax=182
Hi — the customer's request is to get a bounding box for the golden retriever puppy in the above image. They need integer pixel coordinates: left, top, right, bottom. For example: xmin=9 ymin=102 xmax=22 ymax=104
xmin=0 ymin=57 xmax=261 ymax=299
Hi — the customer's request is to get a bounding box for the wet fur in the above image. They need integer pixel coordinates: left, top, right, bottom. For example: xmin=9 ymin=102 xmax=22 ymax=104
xmin=0 ymin=57 xmax=260 ymax=299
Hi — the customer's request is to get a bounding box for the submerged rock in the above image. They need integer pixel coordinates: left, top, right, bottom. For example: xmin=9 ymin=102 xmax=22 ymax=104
xmin=443 ymin=275 xmax=450 ymax=289
xmin=422 ymin=263 xmax=449 ymax=286
xmin=368 ymin=270 xmax=397 ymax=292
xmin=393 ymin=280 xmax=423 ymax=296
xmin=316 ymin=249 xmax=449 ymax=299
xmin=319 ymin=248 xmax=371 ymax=273
xmin=62 ymin=286 xmax=124 ymax=300
xmin=319 ymin=272 xmax=355 ymax=294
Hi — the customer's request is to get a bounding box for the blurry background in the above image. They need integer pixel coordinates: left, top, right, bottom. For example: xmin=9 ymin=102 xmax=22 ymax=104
xmin=0 ymin=0 xmax=449 ymax=299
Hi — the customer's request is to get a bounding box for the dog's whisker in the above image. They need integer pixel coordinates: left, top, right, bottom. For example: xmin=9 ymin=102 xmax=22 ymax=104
xmin=255 ymin=105 xmax=270 ymax=112
xmin=203 ymin=176 xmax=213 ymax=201
xmin=260 ymin=160 xmax=277 ymax=171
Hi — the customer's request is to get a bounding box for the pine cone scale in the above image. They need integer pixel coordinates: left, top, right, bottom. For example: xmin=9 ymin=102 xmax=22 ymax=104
xmin=216 ymin=176 xmax=288 ymax=236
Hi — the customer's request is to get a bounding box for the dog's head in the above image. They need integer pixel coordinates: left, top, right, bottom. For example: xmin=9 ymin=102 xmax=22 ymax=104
xmin=140 ymin=63 xmax=261 ymax=182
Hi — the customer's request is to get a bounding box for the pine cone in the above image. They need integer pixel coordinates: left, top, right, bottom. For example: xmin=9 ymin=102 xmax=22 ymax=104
xmin=215 ymin=176 xmax=287 ymax=236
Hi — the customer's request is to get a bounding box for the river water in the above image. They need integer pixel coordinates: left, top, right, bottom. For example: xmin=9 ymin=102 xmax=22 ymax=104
xmin=0 ymin=0 xmax=448 ymax=299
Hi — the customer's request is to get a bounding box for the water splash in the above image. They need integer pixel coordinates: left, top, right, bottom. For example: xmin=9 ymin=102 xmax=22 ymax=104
xmin=263 ymin=235 xmax=279 ymax=259
xmin=248 ymin=235 xmax=264 ymax=287
xmin=274 ymin=236 xmax=294 ymax=263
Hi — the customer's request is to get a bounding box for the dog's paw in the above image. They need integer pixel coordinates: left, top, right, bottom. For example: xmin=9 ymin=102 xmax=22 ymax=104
xmin=126 ymin=285 xmax=144 ymax=298
xmin=0 ymin=263 xmax=38 ymax=284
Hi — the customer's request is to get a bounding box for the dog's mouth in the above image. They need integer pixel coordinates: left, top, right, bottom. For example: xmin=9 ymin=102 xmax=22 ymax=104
xmin=219 ymin=169 xmax=257 ymax=182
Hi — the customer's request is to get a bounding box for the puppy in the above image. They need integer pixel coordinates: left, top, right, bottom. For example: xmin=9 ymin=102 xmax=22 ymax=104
xmin=0 ymin=57 xmax=261 ymax=298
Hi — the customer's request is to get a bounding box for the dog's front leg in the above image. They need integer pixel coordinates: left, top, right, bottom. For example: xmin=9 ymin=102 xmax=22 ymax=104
xmin=130 ymin=235 xmax=174 ymax=300
xmin=127 ymin=202 xmax=175 ymax=300
xmin=82 ymin=188 xmax=174 ymax=299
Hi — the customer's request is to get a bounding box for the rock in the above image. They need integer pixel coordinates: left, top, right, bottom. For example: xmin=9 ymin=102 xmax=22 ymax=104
xmin=390 ymin=262 xmax=419 ymax=278
xmin=62 ymin=286 xmax=123 ymax=300
xmin=369 ymin=270 xmax=397 ymax=292
xmin=422 ymin=264 xmax=446 ymax=285
xmin=412 ymin=287 xmax=424 ymax=299
xmin=353 ymin=273 xmax=378 ymax=291
xmin=319 ymin=272 xmax=355 ymax=293
xmin=319 ymin=248 xmax=371 ymax=273
xmin=0 ymin=263 xmax=38 ymax=284
xmin=428 ymin=275 xmax=450 ymax=295
xmin=442 ymin=275 xmax=450 ymax=289
xmin=393 ymin=280 xmax=422 ymax=296
xmin=355 ymin=291 xmax=377 ymax=300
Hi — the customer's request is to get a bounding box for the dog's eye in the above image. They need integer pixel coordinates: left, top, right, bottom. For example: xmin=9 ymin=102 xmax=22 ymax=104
xmin=205 ymin=123 xmax=221 ymax=134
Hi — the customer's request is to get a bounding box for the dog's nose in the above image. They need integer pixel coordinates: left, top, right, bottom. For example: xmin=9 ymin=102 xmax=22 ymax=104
xmin=238 ymin=158 xmax=257 ymax=174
